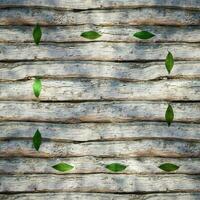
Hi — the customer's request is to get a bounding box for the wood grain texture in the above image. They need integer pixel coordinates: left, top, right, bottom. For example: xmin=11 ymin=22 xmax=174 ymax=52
xmin=0 ymin=8 xmax=199 ymax=26
xmin=1 ymin=193 xmax=200 ymax=200
xmin=1 ymin=157 xmax=200 ymax=174
xmin=0 ymin=1 xmax=200 ymax=198
xmin=1 ymin=174 xmax=200 ymax=193
xmin=0 ymin=101 xmax=200 ymax=123
xmin=1 ymin=139 xmax=200 ymax=158
xmin=1 ymin=25 xmax=200 ymax=43
xmin=1 ymin=79 xmax=200 ymax=101
xmin=0 ymin=43 xmax=200 ymax=61
xmin=0 ymin=0 xmax=200 ymax=10
xmin=1 ymin=61 xmax=200 ymax=81
xmin=1 ymin=121 xmax=200 ymax=142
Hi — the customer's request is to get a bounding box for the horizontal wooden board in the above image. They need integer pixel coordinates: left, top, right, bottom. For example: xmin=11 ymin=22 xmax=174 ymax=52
xmin=0 ymin=101 xmax=200 ymax=123
xmin=1 ymin=157 xmax=200 ymax=174
xmin=1 ymin=0 xmax=200 ymax=10
xmin=1 ymin=139 xmax=200 ymax=158
xmin=1 ymin=193 xmax=200 ymax=200
xmin=0 ymin=8 xmax=200 ymax=26
xmin=1 ymin=121 xmax=200 ymax=142
xmin=1 ymin=174 xmax=200 ymax=193
xmin=1 ymin=61 xmax=200 ymax=81
xmin=0 ymin=43 xmax=200 ymax=61
xmin=1 ymin=79 xmax=200 ymax=101
xmin=1 ymin=25 xmax=200 ymax=43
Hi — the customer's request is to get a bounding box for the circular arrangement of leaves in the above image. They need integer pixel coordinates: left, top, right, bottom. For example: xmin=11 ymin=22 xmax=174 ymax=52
xmin=31 ymin=24 xmax=179 ymax=174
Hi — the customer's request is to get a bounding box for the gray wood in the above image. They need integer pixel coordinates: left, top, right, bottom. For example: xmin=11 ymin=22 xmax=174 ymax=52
xmin=0 ymin=43 xmax=200 ymax=61
xmin=1 ymin=26 xmax=200 ymax=43
xmin=0 ymin=0 xmax=200 ymax=198
xmin=1 ymin=174 xmax=200 ymax=192
xmin=0 ymin=8 xmax=199 ymax=26
xmin=0 ymin=101 xmax=200 ymax=123
xmin=0 ymin=0 xmax=200 ymax=10
xmin=1 ymin=61 xmax=200 ymax=81
xmin=1 ymin=139 xmax=200 ymax=158
xmin=1 ymin=157 xmax=200 ymax=174
xmin=1 ymin=121 xmax=200 ymax=142
xmin=1 ymin=193 xmax=200 ymax=200
xmin=1 ymin=79 xmax=200 ymax=101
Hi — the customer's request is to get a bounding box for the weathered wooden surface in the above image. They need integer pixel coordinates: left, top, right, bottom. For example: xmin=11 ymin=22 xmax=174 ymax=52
xmin=1 ymin=122 xmax=200 ymax=142
xmin=1 ymin=174 xmax=200 ymax=193
xmin=1 ymin=1 xmax=200 ymax=199
xmin=0 ymin=193 xmax=200 ymax=200
xmin=1 ymin=157 xmax=200 ymax=174
xmin=1 ymin=0 xmax=200 ymax=10
xmin=1 ymin=26 xmax=200 ymax=43
xmin=0 ymin=8 xmax=200 ymax=26
xmin=1 ymin=61 xmax=200 ymax=81
xmin=0 ymin=101 xmax=200 ymax=123
xmin=0 ymin=43 xmax=200 ymax=61
xmin=1 ymin=79 xmax=200 ymax=101
xmin=1 ymin=139 xmax=200 ymax=158
xmin=1 ymin=193 xmax=200 ymax=200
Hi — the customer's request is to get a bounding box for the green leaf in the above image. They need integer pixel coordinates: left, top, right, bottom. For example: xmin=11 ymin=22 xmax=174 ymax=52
xmin=81 ymin=31 xmax=102 ymax=40
xmin=165 ymin=104 xmax=174 ymax=127
xmin=33 ymin=24 xmax=42 ymax=45
xmin=133 ymin=31 xmax=155 ymax=39
xmin=52 ymin=163 xmax=74 ymax=172
xmin=105 ymin=163 xmax=127 ymax=172
xmin=33 ymin=129 xmax=42 ymax=151
xmin=33 ymin=78 xmax=42 ymax=98
xmin=165 ymin=51 xmax=174 ymax=74
xmin=159 ymin=163 xmax=179 ymax=172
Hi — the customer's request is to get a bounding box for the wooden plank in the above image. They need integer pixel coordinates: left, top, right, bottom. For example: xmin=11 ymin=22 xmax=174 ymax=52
xmin=1 ymin=25 xmax=200 ymax=43
xmin=1 ymin=193 xmax=200 ymax=200
xmin=1 ymin=79 xmax=200 ymax=101
xmin=1 ymin=0 xmax=200 ymax=10
xmin=0 ymin=8 xmax=199 ymax=26
xmin=1 ymin=174 xmax=200 ymax=193
xmin=1 ymin=121 xmax=200 ymax=142
xmin=1 ymin=61 xmax=200 ymax=81
xmin=0 ymin=193 xmax=138 ymax=200
xmin=0 ymin=43 xmax=200 ymax=61
xmin=1 ymin=157 xmax=200 ymax=174
xmin=0 ymin=101 xmax=200 ymax=123
xmin=1 ymin=139 xmax=200 ymax=158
